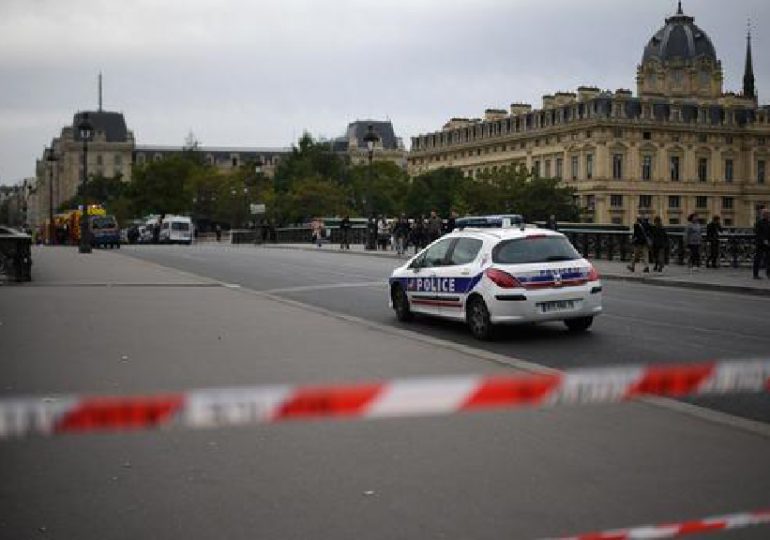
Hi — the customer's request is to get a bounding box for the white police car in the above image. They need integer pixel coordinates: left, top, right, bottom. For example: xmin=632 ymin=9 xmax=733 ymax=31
xmin=388 ymin=225 xmax=602 ymax=339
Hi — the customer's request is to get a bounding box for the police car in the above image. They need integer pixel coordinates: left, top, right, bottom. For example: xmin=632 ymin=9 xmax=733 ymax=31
xmin=388 ymin=224 xmax=602 ymax=339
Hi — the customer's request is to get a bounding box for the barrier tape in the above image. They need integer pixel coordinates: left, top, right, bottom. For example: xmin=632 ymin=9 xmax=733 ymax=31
xmin=547 ymin=507 xmax=770 ymax=539
xmin=1 ymin=359 xmax=769 ymax=439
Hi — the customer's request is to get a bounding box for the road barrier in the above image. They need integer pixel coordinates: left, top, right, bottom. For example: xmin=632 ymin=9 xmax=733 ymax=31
xmin=1 ymin=359 xmax=769 ymax=440
xmin=546 ymin=506 xmax=770 ymax=539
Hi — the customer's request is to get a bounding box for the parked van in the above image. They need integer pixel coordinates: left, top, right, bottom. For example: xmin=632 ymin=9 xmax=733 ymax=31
xmin=89 ymin=215 xmax=121 ymax=248
xmin=159 ymin=215 xmax=193 ymax=244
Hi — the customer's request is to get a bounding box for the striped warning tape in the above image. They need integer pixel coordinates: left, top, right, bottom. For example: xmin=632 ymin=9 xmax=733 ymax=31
xmin=1 ymin=359 xmax=769 ymax=439
xmin=545 ymin=506 xmax=770 ymax=539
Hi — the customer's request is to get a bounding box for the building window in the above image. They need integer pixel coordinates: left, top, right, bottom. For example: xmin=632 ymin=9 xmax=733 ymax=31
xmin=586 ymin=130 xmax=592 ymax=139
xmin=96 ymin=155 xmax=104 ymax=166
xmin=698 ymin=134 xmax=707 ymax=143
xmin=586 ymin=154 xmax=593 ymax=179
xmin=533 ymin=160 xmax=541 ymax=177
xmin=724 ymin=218 xmax=733 ymax=226
xmin=571 ymin=156 xmax=579 ymax=180
xmin=643 ymin=131 xmax=652 ymax=140
xmin=725 ymin=159 xmax=734 ymax=182
xmin=669 ymin=217 xmax=680 ymax=225
xmin=556 ymin=158 xmax=563 ymax=180
xmin=612 ymin=154 xmax=623 ymax=180
xmin=614 ymin=128 xmax=623 ymax=138
xmin=670 ymin=156 xmax=680 ymax=181
xmin=696 ymin=196 xmax=708 ymax=209
xmin=586 ymin=195 xmax=595 ymax=210
xmin=758 ymin=160 xmax=766 ymax=184
xmin=544 ymin=160 xmax=551 ymax=178
xmin=725 ymin=135 xmax=734 ymax=144
xmin=698 ymin=158 xmax=708 ymax=183
xmin=668 ymin=195 xmax=680 ymax=208
xmin=114 ymin=155 xmax=123 ymax=167
xmin=722 ymin=197 xmax=734 ymax=210
xmin=611 ymin=217 xmax=623 ymax=225
xmin=642 ymin=155 xmax=652 ymax=181
xmin=137 ymin=154 xmax=146 ymax=165
xmin=639 ymin=194 xmax=652 ymax=209
xmin=610 ymin=194 xmax=623 ymax=207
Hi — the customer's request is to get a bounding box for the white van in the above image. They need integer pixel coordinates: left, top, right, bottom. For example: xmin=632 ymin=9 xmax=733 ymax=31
xmin=159 ymin=215 xmax=193 ymax=245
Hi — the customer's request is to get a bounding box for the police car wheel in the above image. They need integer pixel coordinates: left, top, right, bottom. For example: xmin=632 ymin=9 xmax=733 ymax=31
xmin=467 ymin=297 xmax=493 ymax=340
xmin=392 ymin=286 xmax=413 ymax=322
xmin=564 ymin=316 xmax=593 ymax=332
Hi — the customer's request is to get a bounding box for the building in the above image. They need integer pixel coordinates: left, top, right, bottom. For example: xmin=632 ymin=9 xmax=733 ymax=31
xmin=332 ymin=120 xmax=407 ymax=168
xmin=407 ymin=3 xmax=770 ymax=227
xmin=133 ymin=145 xmax=291 ymax=176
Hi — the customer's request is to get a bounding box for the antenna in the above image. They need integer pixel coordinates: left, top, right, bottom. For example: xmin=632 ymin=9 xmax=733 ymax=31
xmin=98 ymin=71 xmax=103 ymax=112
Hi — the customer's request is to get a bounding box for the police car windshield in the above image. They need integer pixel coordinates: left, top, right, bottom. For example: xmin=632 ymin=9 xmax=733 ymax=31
xmin=492 ymin=236 xmax=580 ymax=265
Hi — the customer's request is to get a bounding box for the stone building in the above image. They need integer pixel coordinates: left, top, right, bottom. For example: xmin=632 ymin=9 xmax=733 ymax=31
xmin=34 ymin=110 xmax=135 ymax=227
xmin=133 ymin=145 xmax=290 ymax=176
xmin=331 ymin=120 xmax=407 ymax=168
xmin=407 ymin=3 xmax=770 ymax=227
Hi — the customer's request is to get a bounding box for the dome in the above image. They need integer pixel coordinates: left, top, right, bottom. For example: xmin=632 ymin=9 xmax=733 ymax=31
xmin=641 ymin=6 xmax=717 ymax=65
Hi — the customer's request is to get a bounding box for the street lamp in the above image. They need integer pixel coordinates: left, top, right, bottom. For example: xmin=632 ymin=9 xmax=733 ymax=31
xmin=362 ymin=124 xmax=379 ymax=249
xmin=77 ymin=113 xmax=93 ymax=254
xmin=253 ymin=159 xmax=263 ymax=245
xmin=46 ymin=148 xmax=57 ymax=245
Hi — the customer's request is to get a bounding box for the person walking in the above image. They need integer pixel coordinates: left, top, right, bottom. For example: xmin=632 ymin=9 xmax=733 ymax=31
xmin=545 ymin=214 xmax=559 ymax=231
xmin=650 ymin=216 xmax=669 ymax=272
xmin=411 ymin=216 xmax=425 ymax=254
xmin=753 ymin=208 xmax=770 ymax=279
xmin=627 ymin=215 xmax=652 ymax=272
xmin=684 ymin=213 xmax=703 ymax=270
xmin=311 ymin=218 xmax=325 ymax=247
xmin=705 ymin=215 xmax=723 ymax=268
xmin=339 ymin=214 xmax=351 ymax=250
xmin=444 ymin=210 xmax=458 ymax=235
xmin=427 ymin=210 xmax=442 ymax=243
xmin=393 ymin=215 xmax=409 ymax=256
xmin=376 ymin=215 xmax=390 ymax=250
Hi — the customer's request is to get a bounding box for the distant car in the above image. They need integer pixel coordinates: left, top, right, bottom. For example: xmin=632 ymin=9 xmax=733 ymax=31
xmin=159 ymin=215 xmax=193 ymax=245
xmin=89 ymin=215 xmax=121 ymax=249
xmin=388 ymin=224 xmax=602 ymax=339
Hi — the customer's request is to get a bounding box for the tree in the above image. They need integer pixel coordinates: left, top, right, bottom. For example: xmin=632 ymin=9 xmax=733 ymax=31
xmin=128 ymin=155 xmax=205 ymax=217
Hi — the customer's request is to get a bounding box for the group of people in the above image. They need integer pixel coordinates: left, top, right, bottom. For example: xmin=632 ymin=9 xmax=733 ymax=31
xmin=627 ymin=207 xmax=770 ymax=278
xmin=364 ymin=211 xmax=458 ymax=255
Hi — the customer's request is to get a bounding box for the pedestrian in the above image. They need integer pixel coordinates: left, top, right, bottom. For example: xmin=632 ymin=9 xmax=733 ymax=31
xmin=684 ymin=213 xmax=703 ymax=270
xmin=627 ymin=215 xmax=652 ymax=272
xmin=153 ymin=217 xmax=162 ymax=244
xmin=339 ymin=214 xmax=351 ymax=250
xmin=411 ymin=216 xmax=425 ymax=253
xmin=705 ymin=215 xmax=723 ymax=268
xmin=445 ymin=210 xmax=458 ymax=235
xmin=393 ymin=215 xmax=409 ymax=256
xmin=215 ymin=224 xmax=222 ymax=242
xmin=650 ymin=216 xmax=669 ymax=272
xmin=427 ymin=210 xmax=442 ymax=243
xmin=545 ymin=214 xmax=559 ymax=231
xmin=753 ymin=208 xmax=770 ymax=279
xmin=311 ymin=218 xmax=325 ymax=247
xmin=376 ymin=215 xmax=390 ymax=251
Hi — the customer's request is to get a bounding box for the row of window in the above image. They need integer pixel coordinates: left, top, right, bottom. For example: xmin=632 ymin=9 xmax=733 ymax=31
xmin=607 ymin=194 xmax=734 ymax=210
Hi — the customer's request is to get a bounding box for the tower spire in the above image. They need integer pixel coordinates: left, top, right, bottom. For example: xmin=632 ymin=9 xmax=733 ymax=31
xmin=677 ymin=1 xmax=683 ymax=15
xmin=98 ymin=71 xmax=103 ymax=112
xmin=743 ymin=20 xmax=756 ymax=98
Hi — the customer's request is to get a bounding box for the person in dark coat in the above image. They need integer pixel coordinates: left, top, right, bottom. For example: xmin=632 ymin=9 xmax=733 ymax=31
xmin=627 ymin=216 xmax=652 ymax=272
xmin=411 ymin=216 xmax=425 ymax=253
xmin=650 ymin=216 xmax=669 ymax=272
xmin=753 ymin=208 xmax=770 ymax=279
xmin=365 ymin=216 xmax=377 ymax=250
xmin=705 ymin=215 xmax=723 ymax=268
xmin=545 ymin=214 xmax=559 ymax=231
xmin=444 ymin=210 xmax=458 ymax=235
xmin=339 ymin=214 xmax=351 ymax=250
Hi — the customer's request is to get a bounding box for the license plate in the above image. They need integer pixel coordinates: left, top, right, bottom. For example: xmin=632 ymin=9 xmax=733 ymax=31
xmin=538 ymin=300 xmax=576 ymax=313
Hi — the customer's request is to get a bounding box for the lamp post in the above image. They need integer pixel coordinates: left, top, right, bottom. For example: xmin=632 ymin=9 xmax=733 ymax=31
xmin=46 ymin=148 xmax=57 ymax=245
xmin=77 ymin=113 xmax=93 ymax=254
xmin=363 ymin=124 xmax=379 ymax=250
xmin=254 ymin=159 xmax=263 ymax=245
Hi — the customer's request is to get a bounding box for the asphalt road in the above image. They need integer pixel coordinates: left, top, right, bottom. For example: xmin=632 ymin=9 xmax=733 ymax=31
xmin=2 ymin=245 xmax=769 ymax=540
xmin=121 ymin=243 xmax=770 ymax=425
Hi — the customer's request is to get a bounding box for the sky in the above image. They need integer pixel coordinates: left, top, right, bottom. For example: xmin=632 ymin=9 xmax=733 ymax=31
xmin=0 ymin=0 xmax=767 ymax=185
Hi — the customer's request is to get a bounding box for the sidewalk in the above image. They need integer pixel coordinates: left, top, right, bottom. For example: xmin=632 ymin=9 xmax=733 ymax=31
xmin=261 ymin=242 xmax=770 ymax=296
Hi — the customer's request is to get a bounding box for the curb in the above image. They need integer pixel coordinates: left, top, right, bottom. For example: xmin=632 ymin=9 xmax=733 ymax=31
xmin=260 ymin=243 xmax=770 ymax=297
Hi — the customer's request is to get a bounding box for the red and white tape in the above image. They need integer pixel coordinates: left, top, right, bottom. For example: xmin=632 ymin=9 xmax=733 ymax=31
xmin=1 ymin=359 xmax=769 ymax=439
xmin=547 ymin=507 xmax=770 ymax=539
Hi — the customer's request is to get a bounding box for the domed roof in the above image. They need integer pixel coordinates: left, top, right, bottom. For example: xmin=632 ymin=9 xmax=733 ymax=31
xmin=642 ymin=4 xmax=717 ymax=64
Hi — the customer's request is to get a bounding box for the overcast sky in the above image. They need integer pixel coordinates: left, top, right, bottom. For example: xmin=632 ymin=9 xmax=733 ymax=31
xmin=0 ymin=0 xmax=767 ymax=185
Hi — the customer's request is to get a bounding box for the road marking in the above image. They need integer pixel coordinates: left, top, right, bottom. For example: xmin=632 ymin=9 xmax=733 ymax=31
xmin=260 ymin=281 xmax=386 ymax=294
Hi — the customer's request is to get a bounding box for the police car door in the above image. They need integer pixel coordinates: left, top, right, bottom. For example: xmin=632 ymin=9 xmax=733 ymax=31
xmin=443 ymin=237 xmax=485 ymax=318
xmin=407 ymin=238 xmax=455 ymax=316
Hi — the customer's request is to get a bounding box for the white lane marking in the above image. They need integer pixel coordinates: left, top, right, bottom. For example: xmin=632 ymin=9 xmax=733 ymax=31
xmin=261 ymin=281 xmax=386 ymax=294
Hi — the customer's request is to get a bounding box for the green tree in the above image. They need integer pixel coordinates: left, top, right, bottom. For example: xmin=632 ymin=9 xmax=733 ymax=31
xmin=128 ymin=154 xmax=207 ymax=217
